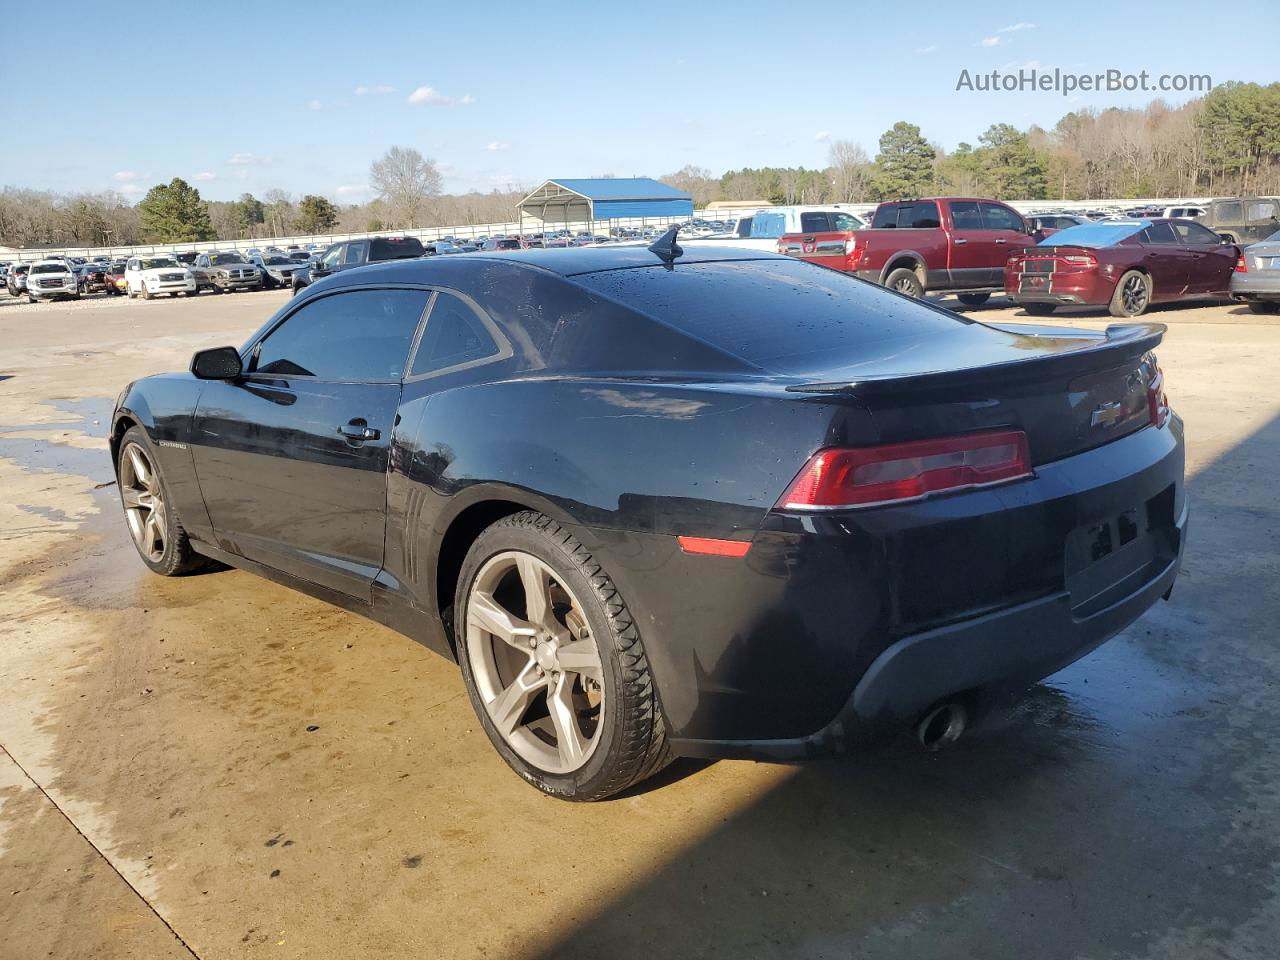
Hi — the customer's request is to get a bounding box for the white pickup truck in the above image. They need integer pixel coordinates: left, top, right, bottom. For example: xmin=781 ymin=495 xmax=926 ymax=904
xmin=680 ymin=206 xmax=867 ymax=251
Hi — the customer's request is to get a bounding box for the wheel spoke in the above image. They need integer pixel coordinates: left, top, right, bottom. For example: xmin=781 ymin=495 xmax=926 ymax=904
xmin=121 ymin=487 xmax=144 ymax=509
xmin=468 ymin=591 xmax=537 ymax=649
xmin=126 ymin=446 xmax=151 ymax=489
xmin=517 ymin=555 xmax=553 ymax=629
xmin=556 ymin=639 xmax=603 ymax=684
xmin=487 ymin=662 xmax=546 ymax=736
xmin=143 ymin=513 xmax=162 ymax=554
xmin=546 ymin=675 xmax=589 ymax=767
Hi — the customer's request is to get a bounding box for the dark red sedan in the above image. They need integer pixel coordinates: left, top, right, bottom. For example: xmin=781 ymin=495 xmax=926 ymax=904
xmin=1006 ymin=218 xmax=1239 ymax=317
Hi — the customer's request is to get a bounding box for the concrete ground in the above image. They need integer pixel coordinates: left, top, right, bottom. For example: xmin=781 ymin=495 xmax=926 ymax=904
xmin=0 ymin=287 xmax=1277 ymax=960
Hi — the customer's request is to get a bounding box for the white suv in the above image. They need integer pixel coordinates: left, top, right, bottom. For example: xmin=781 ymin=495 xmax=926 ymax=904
xmin=26 ymin=260 xmax=80 ymax=302
xmin=126 ymin=256 xmax=196 ymax=299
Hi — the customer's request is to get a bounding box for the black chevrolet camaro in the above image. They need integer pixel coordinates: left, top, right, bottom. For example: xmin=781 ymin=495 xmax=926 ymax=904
xmin=110 ymin=241 xmax=1187 ymax=800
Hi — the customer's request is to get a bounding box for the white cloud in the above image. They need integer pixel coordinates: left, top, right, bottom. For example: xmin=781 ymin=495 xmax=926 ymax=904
xmin=308 ymin=98 xmax=322 ymax=111
xmin=914 ymin=44 xmax=938 ymax=54
xmin=119 ymin=183 xmax=147 ymax=197
xmin=354 ymin=84 xmax=396 ymax=96
xmin=228 ymin=152 xmax=270 ymax=165
xmin=407 ymin=86 xmax=450 ymax=106
xmin=193 ymin=171 xmax=217 ymax=181
xmin=113 ymin=170 xmax=143 ymax=182
xmin=335 ymin=183 xmax=371 ymax=197
xmin=978 ymin=36 xmax=1003 ymax=47
xmin=486 ymin=141 xmax=510 ymax=151
xmin=814 ymin=130 xmax=832 ymax=142
xmin=459 ymin=93 xmax=476 ymax=105
xmin=997 ymin=21 xmax=1036 ymax=33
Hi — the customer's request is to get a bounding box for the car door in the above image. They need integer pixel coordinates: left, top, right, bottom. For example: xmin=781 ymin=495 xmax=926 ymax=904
xmin=190 ymin=287 xmax=431 ymax=599
xmin=125 ymin=258 xmax=140 ymax=293
xmin=944 ymin=200 xmax=993 ymax=287
xmin=1132 ymin=221 xmax=1189 ymax=298
xmin=975 ymin=202 xmax=1034 ymax=287
xmin=1173 ymin=219 xmax=1237 ymax=293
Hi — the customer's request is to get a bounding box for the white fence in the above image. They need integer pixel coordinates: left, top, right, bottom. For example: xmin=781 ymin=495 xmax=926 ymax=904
xmin=0 ymin=198 xmax=1216 ymax=264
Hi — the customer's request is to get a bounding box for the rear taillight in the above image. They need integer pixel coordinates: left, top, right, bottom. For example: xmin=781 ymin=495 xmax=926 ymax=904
xmin=1062 ymin=253 xmax=1097 ymax=271
xmin=776 ymin=430 xmax=1032 ymax=510
xmin=1236 ymin=255 xmax=1248 ymax=273
xmin=1147 ymin=363 xmax=1169 ymax=428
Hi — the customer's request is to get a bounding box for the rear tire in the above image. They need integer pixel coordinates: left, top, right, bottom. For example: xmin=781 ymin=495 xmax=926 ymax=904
xmin=957 ymin=292 xmax=990 ymax=307
xmin=1022 ymin=303 xmax=1057 ymax=316
xmin=1109 ymin=270 xmax=1151 ymax=318
xmin=1246 ymin=300 xmax=1280 ymax=315
xmin=455 ymin=511 xmax=671 ymax=801
xmin=884 ymin=267 xmax=924 ymax=299
xmin=116 ymin=426 xmax=206 ymax=577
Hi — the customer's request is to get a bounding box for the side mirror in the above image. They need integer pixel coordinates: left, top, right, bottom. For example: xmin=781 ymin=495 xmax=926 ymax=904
xmin=190 ymin=346 xmax=243 ymax=380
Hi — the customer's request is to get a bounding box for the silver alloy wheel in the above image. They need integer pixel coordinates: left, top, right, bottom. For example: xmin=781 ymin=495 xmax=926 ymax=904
xmin=119 ymin=442 xmax=166 ymax=563
xmin=1121 ymin=274 xmax=1148 ymax=313
xmin=466 ymin=550 xmax=605 ymax=774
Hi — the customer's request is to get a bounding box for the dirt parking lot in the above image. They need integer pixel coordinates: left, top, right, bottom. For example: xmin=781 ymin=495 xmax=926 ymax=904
xmin=1 ymin=288 xmax=1278 ymax=960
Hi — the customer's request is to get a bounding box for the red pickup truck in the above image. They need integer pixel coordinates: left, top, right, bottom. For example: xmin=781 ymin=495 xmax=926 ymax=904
xmin=779 ymin=197 xmax=1037 ymax=305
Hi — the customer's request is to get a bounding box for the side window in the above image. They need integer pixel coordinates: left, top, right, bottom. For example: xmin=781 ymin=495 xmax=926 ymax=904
xmin=950 ymin=201 xmax=982 ymax=230
xmin=979 ymin=202 xmax=1024 ymax=232
xmin=252 ymin=289 xmax=429 ymax=381
xmin=799 ymin=212 xmax=831 ymax=232
xmin=1173 ymin=221 xmax=1221 ymax=246
xmin=321 ymin=245 xmax=343 ymax=269
xmin=1144 ymin=221 xmax=1177 ymax=244
xmin=343 ymin=241 xmax=368 ymax=265
xmin=196 ymin=256 xmax=207 ymax=267
xmin=1247 ymin=201 xmax=1277 ymax=221
xmin=1215 ymin=201 xmax=1242 ymax=224
xmin=871 ymin=204 xmax=899 ymax=229
xmin=735 ymin=216 xmax=753 ymax=238
xmin=832 ymin=212 xmax=861 ymax=231
xmin=909 ymin=202 xmax=940 ymax=229
xmin=409 ymin=292 xmax=501 ymax=377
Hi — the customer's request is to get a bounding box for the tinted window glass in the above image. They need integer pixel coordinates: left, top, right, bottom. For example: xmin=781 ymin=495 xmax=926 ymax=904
xmin=950 ymin=201 xmax=982 ymax=229
xmin=1215 ymin=201 xmax=1242 ymax=223
xmin=254 ymin=289 xmax=429 ymax=380
xmin=871 ymin=204 xmax=900 ymax=228
xmin=799 ymin=212 xmax=831 ymax=232
xmin=979 ymin=202 xmax=1024 ymax=232
xmin=1142 ymin=221 xmax=1177 ymax=244
xmin=370 ymin=237 xmax=426 ymax=260
xmin=907 ymin=201 xmax=940 ymax=228
xmin=575 ymin=259 xmax=966 ymax=376
xmin=1173 ymin=221 xmax=1221 ymax=245
xmin=409 ymin=292 xmax=500 ymax=376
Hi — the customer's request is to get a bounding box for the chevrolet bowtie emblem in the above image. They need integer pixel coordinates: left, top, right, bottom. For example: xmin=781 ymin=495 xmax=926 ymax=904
xmin=1091 ymin=400 xmax=1126 ymax=427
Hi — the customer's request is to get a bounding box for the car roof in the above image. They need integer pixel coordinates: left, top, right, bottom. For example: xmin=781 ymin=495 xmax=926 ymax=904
xmin=435 ymin=245 xmax=787 ymax=277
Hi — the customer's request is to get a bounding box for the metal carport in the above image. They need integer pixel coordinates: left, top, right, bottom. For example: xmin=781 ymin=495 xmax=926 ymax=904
xmin=517 ymin=178 xmax=693 ymax=234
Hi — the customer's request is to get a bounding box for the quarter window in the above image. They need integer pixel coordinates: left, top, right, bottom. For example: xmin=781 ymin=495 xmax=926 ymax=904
xmin=409 ymin=292 xmax=501 ymax=377
xmin=253 ymin=289 xmax=429 ymax=381
xmin=1143 ymin=221 xmax=1177 ymax=244
xmin=1247 ymin=202 xmax=1277 ymax=221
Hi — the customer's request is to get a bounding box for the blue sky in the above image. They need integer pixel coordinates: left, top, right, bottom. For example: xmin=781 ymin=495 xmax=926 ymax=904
xmin=1 ymin=0 xmax=1271 ymax=203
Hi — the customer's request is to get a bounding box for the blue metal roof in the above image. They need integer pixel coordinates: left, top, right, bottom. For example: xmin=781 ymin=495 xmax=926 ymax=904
xmin=520 ymin=178 xmax=693 ymax=222
xmin=548 ymin=178 xmax=692 ymax=202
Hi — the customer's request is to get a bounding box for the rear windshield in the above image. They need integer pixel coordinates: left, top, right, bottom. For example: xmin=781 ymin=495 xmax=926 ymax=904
xmin=1038 ymin=221 xmax=1146 ymax=248
xmin=370 ymin=237 xmax=426 ymax=260
xmin=575 ymin=258 xmax=965 ymax=374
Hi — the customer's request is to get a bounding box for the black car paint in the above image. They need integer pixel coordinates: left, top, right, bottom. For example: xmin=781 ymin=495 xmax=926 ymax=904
xmin=112 ymin=248 xmax=1186 ymax=757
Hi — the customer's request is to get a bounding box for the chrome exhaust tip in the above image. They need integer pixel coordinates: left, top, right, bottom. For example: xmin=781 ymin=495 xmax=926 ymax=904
xmin=917 ymin=703 xmax=967 ymax=751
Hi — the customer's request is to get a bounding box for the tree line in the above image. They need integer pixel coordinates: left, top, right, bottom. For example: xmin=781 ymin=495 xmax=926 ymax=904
xmin=2 ymin=82 xmax=1278 ymax=249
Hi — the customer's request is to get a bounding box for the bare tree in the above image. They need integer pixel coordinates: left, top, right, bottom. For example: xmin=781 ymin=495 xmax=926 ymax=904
xmin=827 ymin=140 xmax=871 ymax=201
xmin=369 ymin=146 xmax=443 ymax=228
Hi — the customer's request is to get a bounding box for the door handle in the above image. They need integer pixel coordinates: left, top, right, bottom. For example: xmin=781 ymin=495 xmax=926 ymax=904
xmin=954 ymin=238 xmax=967 ymax=245
xmin=337 ymin=419 xmax=379 ymax=441
xmin=994 ymin=238 xmax=1007 ymax=244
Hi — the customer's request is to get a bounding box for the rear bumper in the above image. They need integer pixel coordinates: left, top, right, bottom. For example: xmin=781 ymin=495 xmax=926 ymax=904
xmin=1006 ymin=271 xmax=1112 ymax=305
xmin=583 ymin=419 xmax=1186 ymax=759
xmin=1230 ymin=273 xmax=1280 ymax=300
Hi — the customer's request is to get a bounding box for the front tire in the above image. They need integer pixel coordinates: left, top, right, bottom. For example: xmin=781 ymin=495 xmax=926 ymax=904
xmin=141 ymin=285 xmax=153 ymax=300
xmin=884 ymin=267 xmax=924 ymax=298
xmin=1109 ymin=270 xmax=1151 ymax=318
xmin=116 ymin=426 xmax=205 ymax=576
xmin=455 ymin=511 xmax=670 ymax=801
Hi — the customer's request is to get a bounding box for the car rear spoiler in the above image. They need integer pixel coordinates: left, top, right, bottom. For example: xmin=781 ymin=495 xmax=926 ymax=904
xmin=784 ymin=322 xmax=1166 ymax=397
